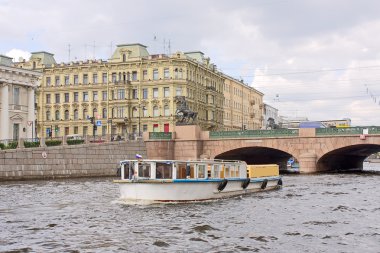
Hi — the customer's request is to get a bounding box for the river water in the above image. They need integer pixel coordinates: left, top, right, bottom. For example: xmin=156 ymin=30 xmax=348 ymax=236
xmin=1 ymin=165 xmax=379 ymax=253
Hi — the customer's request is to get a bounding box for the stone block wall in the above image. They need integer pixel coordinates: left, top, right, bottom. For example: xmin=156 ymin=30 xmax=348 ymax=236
xmin=0 ymin=140 xmax=146 ymax=181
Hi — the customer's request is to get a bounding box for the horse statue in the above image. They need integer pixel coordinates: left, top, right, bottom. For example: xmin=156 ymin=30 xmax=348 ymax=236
xmin=266 ymin=117 xmax=280 ymax=129
xmin=174 ymin=96 xmax=198 ymax=124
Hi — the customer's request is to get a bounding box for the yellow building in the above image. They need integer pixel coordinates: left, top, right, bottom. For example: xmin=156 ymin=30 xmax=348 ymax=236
xmin=16 ymin=44 xmax=263 ymax=138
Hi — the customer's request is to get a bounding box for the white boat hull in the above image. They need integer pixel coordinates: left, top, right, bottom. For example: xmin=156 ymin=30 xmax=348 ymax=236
xmin=115 ymin=178 xmax=281 ymax=202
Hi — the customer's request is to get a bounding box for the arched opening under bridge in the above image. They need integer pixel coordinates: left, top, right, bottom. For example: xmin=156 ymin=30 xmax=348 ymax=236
xmin=214 ymin=147 xmax=293 ymax=171
xmin=317 ymin=144 xmax=380 ymax=172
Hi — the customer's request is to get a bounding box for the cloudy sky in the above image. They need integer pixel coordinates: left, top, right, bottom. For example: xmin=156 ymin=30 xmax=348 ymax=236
xmin=1 ymin=0 xmax=380 ymax=126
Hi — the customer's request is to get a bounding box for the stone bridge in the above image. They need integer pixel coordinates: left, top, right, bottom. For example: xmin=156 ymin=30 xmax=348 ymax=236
xmin=143 ymin=125 xmax=380 ymax=173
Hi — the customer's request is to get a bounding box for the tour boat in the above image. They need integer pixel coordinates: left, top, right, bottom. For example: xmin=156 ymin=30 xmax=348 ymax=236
xmin=114 ymin=158 xmax=282 ymax=203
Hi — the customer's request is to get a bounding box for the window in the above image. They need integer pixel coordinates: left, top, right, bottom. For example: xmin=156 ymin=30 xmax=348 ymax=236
xmin=83 ymin=126 xmax=88 ymax=136
xmin=93 ymin=91 xmax=98 ymax=101
xmin=102 ymin=108 xmax=107 ymax=118
xmin=64 ymin=93 xmax=69 ymax=103
xmin=132 ymin=89 xmax=138 ymax=99
xmin=153 ymin=88 xmax=158 ymax=98
xmin=55 ymin=93 xmax=60 ymax=104
xmin=46 ymin=110 xmax=51 ymax=121
xmin=64 ymin=76 xmax=69 ymax=85
xmin=132 ymin=71 xmax=137 ymax=81
xmin=153 ymin=106 xmax=159 ymax=117
xmin=74 ymin=109 xmax=78 ymax=120
xmin=46 ymin=77 xmax=51 ymax=86
xmin=102 ymin=126 xmax=106 ymax=136
xmin=46 ymin=94 xmax=51 ymax=104
xmin=164 ymin=87 xmax=169 ymax=97
xmin=102 ymin=73 xmax=107 ymax=84
xmin=143 ymin=70 xmax=148 ymax=80
xmin=153 ymin=123 xmax=159 ymax=132
xmin=164 ymin=105 xmax=170 ymax=116
xmin=197 ymin=164 xmax=206 ymax=178
xmin=153 ymin=69 xmax=158 ymax=80
xmin=142 ymin=88 xmax=148 ymax=99
xmin=74 ymin=126 xmax=78 ymax=134
xmin=138 ymin=162 xmax=151 ymax=178
xmin=74 ymin=75 xmax=78 ymax=85
xmin=112 ymin=73 xmax=116 ymax=82
xmin=55 ymin=76 xmax=60 ymax=86
xmin=93 ymin=73 xmax=98 ymax=84
xmin=93 ymin=108 xmax=97 ymax=117
xmin=83 ymin=109 xmax=88 ymax=119
xmin=102 ymin=91 xmax=107 ymax=101
xmin=55 ymin=110 xmax=60 ymax=120
xmin=156 ymin=162 xmax=172 ymax=179
xmin=74 ymin=92 xmax=78 ymax=102
xmin=64 ymin=110 xmax=69 ymax=120
xmin=132 ymin=107 xmax=138 ymax=118
xmin=117 ymin=89 xmax=125 ymax=100
xmin=164 ymin=68 xmax=169 ymax=79
xmin=117 ymin=107 xmax=124 ymax=118
xmin=176 ymin=87 xmax=182 ymax=96
xmin=142 ymin=106 xmax=148 ymax=117
xmin=83 ymin=92 xmax=88 ymax=102
xmin=143 ymin=124 xmax=148 ymax=132
xmin=83 ymin=74 xmax=88 ymax=84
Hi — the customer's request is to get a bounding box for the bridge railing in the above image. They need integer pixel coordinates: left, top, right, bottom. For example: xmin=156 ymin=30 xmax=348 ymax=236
xmin=209 ymin=129 xmax=299 ymax=139
xmin=149 ymin=132 xmax=173 ymax=140
xmin=316 ymin=126 xmax=380 ymax=136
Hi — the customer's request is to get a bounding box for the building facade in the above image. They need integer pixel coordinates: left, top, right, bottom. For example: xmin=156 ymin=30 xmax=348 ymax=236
xmin=0 ymin=55 xmax=41 ymax=141
xmin=223 ymin=76 xmax=263 ymax=130
xmin=16 ymin=44 xmax=264 ymax=138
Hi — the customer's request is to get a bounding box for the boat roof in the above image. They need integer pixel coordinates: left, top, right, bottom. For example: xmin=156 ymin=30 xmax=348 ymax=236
xmin=120 ymin=159 xmax=247 ymax=164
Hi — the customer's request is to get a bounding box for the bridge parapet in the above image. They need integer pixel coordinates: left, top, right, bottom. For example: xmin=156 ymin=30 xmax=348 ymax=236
xmin=209 ymin=129 xmax=299 ymax=139
xmin=316 ymin=126 xmax=380 ymax=136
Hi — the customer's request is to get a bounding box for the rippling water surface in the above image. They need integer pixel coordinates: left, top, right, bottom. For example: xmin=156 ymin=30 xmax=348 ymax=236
xmin=1 ymin=166 xmax=379 ymax=252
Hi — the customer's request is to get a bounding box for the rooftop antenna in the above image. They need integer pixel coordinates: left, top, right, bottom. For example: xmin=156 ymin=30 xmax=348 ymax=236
xmin=153 ymin=34 xmax=158 ymax=54
xmin=93 ymin=41 xmax=96 ymax=60
xmin=109 ymin=41 xmax=113 ymax=57
xmin=168 ymin=40 xmax=171 ymax=55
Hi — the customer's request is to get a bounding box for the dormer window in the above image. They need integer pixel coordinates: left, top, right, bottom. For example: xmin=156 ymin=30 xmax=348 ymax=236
xmin=123 ymin=54 xmax=126 ymax=62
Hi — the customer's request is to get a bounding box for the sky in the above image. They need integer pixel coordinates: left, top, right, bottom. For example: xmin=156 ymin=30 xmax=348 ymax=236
xmin=1 ymin=0 xmax=380 ymax=126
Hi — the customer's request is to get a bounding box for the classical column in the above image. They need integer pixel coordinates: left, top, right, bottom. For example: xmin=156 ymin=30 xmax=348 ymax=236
xmin=27 ymin=87 xmax=35 ymax=139
xmin=0 ymin=83 xmax=9 ymax=140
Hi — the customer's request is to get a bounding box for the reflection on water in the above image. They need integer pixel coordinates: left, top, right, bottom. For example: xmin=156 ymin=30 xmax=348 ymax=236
xmin=0 ymin=167 xmax=379 ymax=252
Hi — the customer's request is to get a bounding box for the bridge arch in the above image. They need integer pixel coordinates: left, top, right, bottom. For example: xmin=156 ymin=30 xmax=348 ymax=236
xmin=317 ymin=144 xmax=380 ymax=171
xmin=213 ymin=146 xmax=293 ymax=169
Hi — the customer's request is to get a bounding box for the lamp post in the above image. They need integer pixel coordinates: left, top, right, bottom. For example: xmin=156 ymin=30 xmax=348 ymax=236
xmin=124 ymin=117 xmax=128 ymax=140
xmin=138 ymin=104 xmax=141 ymax=136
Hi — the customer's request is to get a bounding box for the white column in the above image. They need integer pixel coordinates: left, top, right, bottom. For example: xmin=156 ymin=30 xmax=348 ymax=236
xmin=0 ymin=83 xmax=9 ymax=140
xmin=27 ymin=87 xmax=35 ymax=139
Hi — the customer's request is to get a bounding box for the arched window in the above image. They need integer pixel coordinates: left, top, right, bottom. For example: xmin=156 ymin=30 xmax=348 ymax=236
xmin=83 ymin=109 xmax=88 ymax=120
xmin=142 ymin=106 xmax=148 ymax=117
xmin=74 ymin=109 xmax=78 ymax=120
xmin=153 ymin=106 xmax=159 ymax=117
xmin=164 ymin=105 xmax=170 ymax=116
xmin=55 ymin=110 xmax=60 ymax=120
xmin=102 ymin=108 xmax=107 ymax=119
xmin=46 ymin=110 xmax=51 ymax=121
xmin=93 ymin=108 xmax=97 ymax=117
xmin=64 ymin=110 xmax=69 ymax=120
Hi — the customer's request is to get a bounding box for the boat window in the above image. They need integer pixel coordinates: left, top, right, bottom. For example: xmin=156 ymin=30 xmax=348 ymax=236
xmin=213 ymin=165 xmax=221 ymax=178
xmin=176 ymin=163 xmax=187 ymax=179
xmin=123 ymin=163 xmax=130 ymax=179
xmin=138 ymin=162 xmax=151 ymax=178
xmin=197 ymin=164 xmax=206 ymax=179
xmin=230 ymin=165 xmax=237 ymax=177
xmin=156 ymin=162 xmax=172 ymax=179
xmin=224 ymin=165 xmax=230 ymax=178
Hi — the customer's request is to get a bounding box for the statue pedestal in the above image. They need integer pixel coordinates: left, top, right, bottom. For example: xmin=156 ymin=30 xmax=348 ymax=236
xmin=174 ymin=125 xmax=201 ymax=140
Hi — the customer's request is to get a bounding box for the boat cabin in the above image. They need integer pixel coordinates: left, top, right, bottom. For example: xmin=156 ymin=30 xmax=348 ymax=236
xmin=120 ymin=160 xmax=248 ymax=180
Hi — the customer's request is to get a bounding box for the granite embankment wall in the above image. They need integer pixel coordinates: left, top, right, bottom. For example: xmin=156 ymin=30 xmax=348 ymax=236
xmin=0 ymin=140 xmax=146 ymax=181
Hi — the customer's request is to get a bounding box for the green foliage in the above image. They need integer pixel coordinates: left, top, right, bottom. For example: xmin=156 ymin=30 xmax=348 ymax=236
xmin=45 ymin=140 xmax=62 ymax=146
xmin=67 ymin=139 xmax=85 ymax=145
xmin=0 ymin=142 xmax=18 ymax=150
xmin=24 ymin=141 xmax=40 ymax=148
